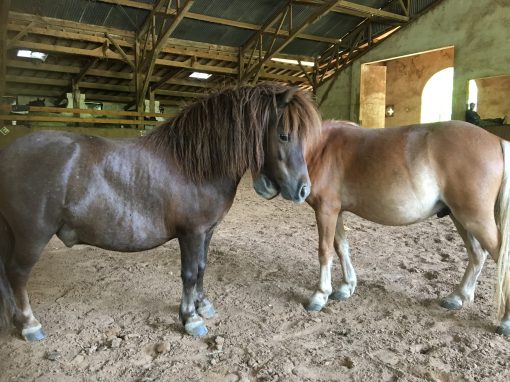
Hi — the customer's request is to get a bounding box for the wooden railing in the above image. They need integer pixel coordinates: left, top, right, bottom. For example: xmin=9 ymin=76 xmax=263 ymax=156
xmin=0 ymin=106 xmax=175 ymax=128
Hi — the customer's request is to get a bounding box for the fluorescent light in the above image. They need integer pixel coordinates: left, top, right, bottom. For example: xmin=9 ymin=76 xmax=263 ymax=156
xmin=271 ymin=58 xmax=314 ymax=67
xmin=17 ymin=50 xmax=48 ymax=61
xmin=189 ymin=72 xmax=212 ymax=80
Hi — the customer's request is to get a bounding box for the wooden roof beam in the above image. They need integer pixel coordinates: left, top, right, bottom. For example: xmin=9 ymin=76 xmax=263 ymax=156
xmin=242 ymin=0 xmax=338 ymax=82
xmin=294 ymin=0 xmax=409 ymax=22
xmin=94 ymin=0 xmax=342 ymax=45
xmin=137 ymin=0 xmax=194 ymax=108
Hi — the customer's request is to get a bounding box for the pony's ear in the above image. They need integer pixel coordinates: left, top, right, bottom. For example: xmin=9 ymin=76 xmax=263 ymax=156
xmin=276 ymin=86 xmax=299 ymax=108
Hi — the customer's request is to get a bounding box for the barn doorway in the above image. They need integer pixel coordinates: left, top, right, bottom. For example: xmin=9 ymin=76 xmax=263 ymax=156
xmin=360 ymin=47 xmax=454 ymax=128
xmin=420 ymin=67 xmax=454 ymax=123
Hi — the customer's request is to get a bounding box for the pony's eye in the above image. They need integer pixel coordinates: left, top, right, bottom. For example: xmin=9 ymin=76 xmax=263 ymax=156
xmin=279 ymin=134 xmax=290 ymax=142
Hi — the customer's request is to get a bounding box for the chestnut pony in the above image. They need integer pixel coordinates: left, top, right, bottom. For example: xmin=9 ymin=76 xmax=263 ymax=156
xmin=260 ymin=119 xmax=510 ymax=335
xmin=0 ymin=84 xmax=321 ymax=340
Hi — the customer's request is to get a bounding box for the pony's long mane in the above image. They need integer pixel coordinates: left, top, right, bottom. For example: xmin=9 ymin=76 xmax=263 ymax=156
xmin=144 ymin=83 xmax=321 ymax=182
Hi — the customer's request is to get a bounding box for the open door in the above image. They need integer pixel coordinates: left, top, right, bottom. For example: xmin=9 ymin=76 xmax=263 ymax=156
xmin=360 ymin=64 xmax=386 ymax=128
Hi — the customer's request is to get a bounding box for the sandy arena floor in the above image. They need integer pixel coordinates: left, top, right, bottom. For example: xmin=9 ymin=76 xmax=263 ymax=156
xmin=1 ymin=175 xmax=509 ymax=382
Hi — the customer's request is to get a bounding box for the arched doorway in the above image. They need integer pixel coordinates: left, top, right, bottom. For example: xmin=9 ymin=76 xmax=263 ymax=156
xmin=421 ymin=67 xmax=454 ymax=123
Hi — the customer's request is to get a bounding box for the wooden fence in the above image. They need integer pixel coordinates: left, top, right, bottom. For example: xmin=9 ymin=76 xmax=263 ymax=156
xmin=0 ymin=105 xmax=175 ymax=128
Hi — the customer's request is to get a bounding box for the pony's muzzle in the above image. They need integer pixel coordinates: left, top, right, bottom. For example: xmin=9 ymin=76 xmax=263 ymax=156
xmin=253 ymin=173 xmax=280 ymax=200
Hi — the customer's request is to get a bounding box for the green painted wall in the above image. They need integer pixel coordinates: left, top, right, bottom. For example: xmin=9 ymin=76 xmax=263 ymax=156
xmin=0 ymin=126 xmax=141 ymax=149
xmin=318 ymin=0 xmax=510 ymax=123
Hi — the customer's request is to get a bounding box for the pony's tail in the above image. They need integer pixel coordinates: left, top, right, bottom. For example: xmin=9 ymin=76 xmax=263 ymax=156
xmin=496 ymin=140 xmax=510 ymax=318
xmin=0 ymin=218 xmax=16 ymax=336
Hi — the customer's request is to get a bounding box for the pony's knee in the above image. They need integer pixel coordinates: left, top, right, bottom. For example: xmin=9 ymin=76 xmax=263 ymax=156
xmin=181 ymin=270 xmax=197 ymax=287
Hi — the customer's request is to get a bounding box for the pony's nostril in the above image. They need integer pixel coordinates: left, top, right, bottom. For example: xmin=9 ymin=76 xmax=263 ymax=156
xmin=299 ymin=184 xmax=309 ymax=199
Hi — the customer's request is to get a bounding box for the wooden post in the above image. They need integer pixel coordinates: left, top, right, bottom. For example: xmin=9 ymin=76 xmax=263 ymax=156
xmin=72 ymin=80 xmax=81 ymax=126
xmin=0 ymin=0 xmax=11 ymax=130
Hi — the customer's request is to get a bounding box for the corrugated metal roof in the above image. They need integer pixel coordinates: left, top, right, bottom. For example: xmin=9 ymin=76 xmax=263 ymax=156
xmin=10 ymin=0 xmax=439 ymax=57
xmin=11 ymin=0 xmax=148 ymax=30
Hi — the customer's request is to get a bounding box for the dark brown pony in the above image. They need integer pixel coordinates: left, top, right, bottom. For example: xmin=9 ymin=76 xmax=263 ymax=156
xmin=0 ymin=84 xmax=321 ymax=340
xmin=259 ymin=119 xmax=510 ymax=335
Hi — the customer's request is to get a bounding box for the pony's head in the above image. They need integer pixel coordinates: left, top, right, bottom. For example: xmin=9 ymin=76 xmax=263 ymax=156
xmin=252 ymin=86 xmax=321 ymax=203
xmin=145 ymin=83 xmax=321 ymax=203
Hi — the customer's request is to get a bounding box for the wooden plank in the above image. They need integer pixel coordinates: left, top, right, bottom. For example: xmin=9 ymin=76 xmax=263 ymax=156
xmin=9 ymin=40 xmax=129 ymax=61
xmin=0 ymin=114 xmax=160 ymax=125
xmin=28 ymin=106 xmax=174 ymax=119
xmin=156 ymin=89 xmax=203 ymax=98
xmin=7 ymin=22 xmax=133 ymax=48
xmin=9 ymin=11 xmax=135 ymax=39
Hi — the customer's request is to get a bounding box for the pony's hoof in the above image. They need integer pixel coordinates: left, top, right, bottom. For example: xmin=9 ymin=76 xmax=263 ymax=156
xmin=330 ymin=287 xmax=352 ymax=301
xmin=496 ymin=322 xmax=510 ymax=336
xmin=184 ymin=316 xmax=208 ymax=337
xmin=439 ymin=295 xmax=463 ymax=310
xmin=197 ymin=300 xmax=216 ymax=319
xmin=305 ymin=301 xmax=323 ymax=312
xmin=21 ymin=326 xmax=46 ymax=342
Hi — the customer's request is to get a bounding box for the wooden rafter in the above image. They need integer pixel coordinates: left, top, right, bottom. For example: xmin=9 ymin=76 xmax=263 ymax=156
xmin=150 ymin=68 xmax=184 ymax=92
xmin=6 ymin=14 xmax=314 ymax=77
xmin=94 ymin=0 xmax=407 ymax=43
xmin=105 ymin=33 xmax=135 ymax=69
xmin=295 ymin=0 xmax=409 ymax=22
xmin=55 ymin=58 xmax=99 ymax=105
xmin=241 ymin=0 xmax=338 ymax=82
xmin=136 ymin=0 xmax=194 ymax=109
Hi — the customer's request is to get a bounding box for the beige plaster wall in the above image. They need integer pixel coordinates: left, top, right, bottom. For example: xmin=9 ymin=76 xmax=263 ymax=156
xmin=318 ymin=0 xmax=510 ymax=123
xmin=384 ymin=48 xmax=453 ymax=127
xmin=476 ymin=76 xmax=510 ymax=120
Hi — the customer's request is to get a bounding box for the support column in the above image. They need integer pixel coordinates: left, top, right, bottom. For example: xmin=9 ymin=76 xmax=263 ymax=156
xmin=0 ymin=0 xmax=11 ymax=130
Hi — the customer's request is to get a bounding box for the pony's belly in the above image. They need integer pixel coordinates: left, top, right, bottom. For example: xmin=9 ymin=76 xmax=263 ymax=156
xmin=59 ymin=208 xmax=171 ymax=252
xmin=351 ymin=194 xmax=441 ymax=226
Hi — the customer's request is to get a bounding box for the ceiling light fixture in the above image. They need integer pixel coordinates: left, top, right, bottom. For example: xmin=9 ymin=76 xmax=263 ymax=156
xmin=189 ymin=72 xmax=212 ymax=80
xmin=271 ymin=58 xmax=314 ymax=67
xmin=17 ymin=50 xmax=48 ymax=62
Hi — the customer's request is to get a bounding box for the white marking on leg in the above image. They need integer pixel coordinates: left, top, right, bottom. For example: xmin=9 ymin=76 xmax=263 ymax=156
xmin=310 ymin=257 xmax=332 ymax=309
xmin=334 ymin=216 xmax=357 ymax=298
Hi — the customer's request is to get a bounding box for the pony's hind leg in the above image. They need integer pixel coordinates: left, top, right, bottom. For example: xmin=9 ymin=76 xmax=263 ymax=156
xmin=330 ymin=214 xmax=357 ymax=301
xmin=496 ymin=271 xmax=510 ymax=335
xmin=306 ymin=206 xmax=339 ymax=311
xmin=8 ymin=241 xmax=49 ymax=341
xmin=178 ymin=231 xmax=208 ymax=337
xmin=440 ymin=216 xmax=488 ymax=311
xmin=194 ymin=230 xmax=216 ymax=319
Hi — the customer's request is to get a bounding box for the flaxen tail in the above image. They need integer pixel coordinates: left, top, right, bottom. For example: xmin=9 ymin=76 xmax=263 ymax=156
xmin=0 ymin=215 xmax=16 ymax=335
xmin=496 ymin=140 xmax=510 ymax=318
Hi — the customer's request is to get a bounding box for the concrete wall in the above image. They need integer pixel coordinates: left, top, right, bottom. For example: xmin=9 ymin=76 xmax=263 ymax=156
xmin=476 ymin=75 xmax=510 ymax=119
xmin=385 ymin=48 xmax=453 ymax=127
xmin=318 ymin=0 xmax=510 ymax=123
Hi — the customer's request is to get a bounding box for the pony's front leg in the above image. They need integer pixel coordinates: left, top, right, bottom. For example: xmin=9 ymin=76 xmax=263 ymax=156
xmin=178 ymin=232 xmax=208 ymax=337
xmin=330 ymin=214 xmax=357 ymax=300
xmin=194 ymin=230 xmax=216 ymax=319
xmin=306 ymin=207 xmax=338 ymax=311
